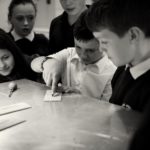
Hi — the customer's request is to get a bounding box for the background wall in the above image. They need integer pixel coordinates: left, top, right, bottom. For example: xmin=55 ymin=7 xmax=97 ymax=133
xmin=0 ymin=0 xmax=11 ymax=31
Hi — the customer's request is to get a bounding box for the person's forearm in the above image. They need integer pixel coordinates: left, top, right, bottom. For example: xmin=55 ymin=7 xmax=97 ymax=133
xmin=47 ymin=48 xmax=69 ymax=65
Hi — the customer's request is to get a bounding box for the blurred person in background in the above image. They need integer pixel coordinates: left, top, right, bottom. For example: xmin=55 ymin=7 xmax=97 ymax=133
xmin=48 ymin=0 xmax=88 ymax=54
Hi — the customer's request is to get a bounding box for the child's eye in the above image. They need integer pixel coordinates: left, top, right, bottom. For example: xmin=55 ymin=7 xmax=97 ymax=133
xmin=76 ymin=46 xmax=81 ymax=51
xmin=27 ymin=15 xmax=34 ymax=21
xmin=3 ymin=56 xmax=9 ymax=60
xmin=16 ymin=16 xmax=24 ymax=22
xmin=101 ymin=41 xmax=108 ymax=45
xmin=88 ymin=48 xmax=99 ymax=53
xmin=87 ymin=49 xmax=95 ymax=53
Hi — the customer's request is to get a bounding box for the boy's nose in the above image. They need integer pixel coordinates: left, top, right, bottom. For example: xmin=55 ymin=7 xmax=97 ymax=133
xmin=24 ymin=18 xmax=29 ymax=25
xmin=80 ymin=52 xmax=88 ymax=60
xmin=101 ymin=47 xmax=108 ymax=53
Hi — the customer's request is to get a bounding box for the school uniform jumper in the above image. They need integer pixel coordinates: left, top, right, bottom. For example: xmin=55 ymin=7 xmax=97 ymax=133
xmin=8 ymin=31 xmax=50 ymax=56
xmin=109 ymin=59 xmax=150 ymax=112
xmin=49 ymin=12 xmax=74 ymax=54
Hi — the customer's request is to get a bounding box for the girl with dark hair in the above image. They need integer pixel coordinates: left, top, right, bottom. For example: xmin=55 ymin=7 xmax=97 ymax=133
xmin=0 ymin=28 xmax=36 ymax=83
xmin=7 ymin=0 xmax=50 ymax=64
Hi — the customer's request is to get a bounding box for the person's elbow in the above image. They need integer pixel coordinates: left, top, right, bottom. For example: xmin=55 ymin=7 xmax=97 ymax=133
xmin=31 ymin=56 xmax=46 ymax=73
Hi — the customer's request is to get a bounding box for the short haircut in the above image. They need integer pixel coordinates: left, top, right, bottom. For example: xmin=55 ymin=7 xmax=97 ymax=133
xmin=86 ymin=0 xmax=150 ymax=37
xmin=73 ymin=10 xmax=95 ymax=42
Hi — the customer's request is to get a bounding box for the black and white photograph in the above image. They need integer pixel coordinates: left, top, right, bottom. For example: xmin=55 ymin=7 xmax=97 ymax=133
xmin=0 ymin=0 xmax=149 ymax=149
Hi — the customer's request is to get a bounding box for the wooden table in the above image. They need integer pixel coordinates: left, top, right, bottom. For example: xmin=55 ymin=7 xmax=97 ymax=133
xmin=0 ymin=79 xmax=142 ymax=150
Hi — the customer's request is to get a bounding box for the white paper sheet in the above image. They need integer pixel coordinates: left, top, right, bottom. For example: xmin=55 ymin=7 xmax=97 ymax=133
xmin=44 ymin=90 xmax=62 ymax=102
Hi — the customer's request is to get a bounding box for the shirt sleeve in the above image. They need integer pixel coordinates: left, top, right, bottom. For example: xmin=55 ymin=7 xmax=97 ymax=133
xmin=100 ymin=78 xmax=112 ymax=102
xmin=47 ymin=48 xmax=70 ymax=66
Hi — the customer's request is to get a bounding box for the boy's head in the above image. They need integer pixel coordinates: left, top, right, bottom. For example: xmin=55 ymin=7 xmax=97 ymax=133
xmin=73 ymin=10 xmax=103 ymax=65
xmin=86 ymin=0 xmax=150 ymax=66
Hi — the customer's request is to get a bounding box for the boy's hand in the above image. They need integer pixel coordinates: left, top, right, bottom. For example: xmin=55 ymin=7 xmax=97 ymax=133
xmin=61 ymin=86 xmax=81 ymax=94
xmin=42 ymin=59 xmax=62 ymax=94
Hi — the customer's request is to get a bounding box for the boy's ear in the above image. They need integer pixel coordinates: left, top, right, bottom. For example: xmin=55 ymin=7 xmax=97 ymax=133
xmin=128 ymin=27 xmax=144 ymax=43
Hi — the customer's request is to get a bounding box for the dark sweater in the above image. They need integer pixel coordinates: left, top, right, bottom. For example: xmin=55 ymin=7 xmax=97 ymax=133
xmin=8 ymin=33 xmax=50 ymax=56
xmin=109 ymin=66 xmax=150 ymax=112
xmin=129 ymin=100 xmax=150 ymax=150
xmin=0 ymin=65 xmax=36 ymax=83
xmin=49 ymin=12 xmax=74 ymax=54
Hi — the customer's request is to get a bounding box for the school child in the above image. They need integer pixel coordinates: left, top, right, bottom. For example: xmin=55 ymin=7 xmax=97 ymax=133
xmin=0 ymin=28 xmax=36 ymax=83
xmin=49 ymin=0 xmax=87 ymax=54
xmin=31 ymin=10 xmax=116 ymax=100
xmin=85 ymin=0 xmax=150 ymax=112
xmin=7 ymin=0 xmax=50 ymax=64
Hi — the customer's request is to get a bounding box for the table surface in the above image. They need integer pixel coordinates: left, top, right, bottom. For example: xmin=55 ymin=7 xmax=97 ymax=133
xmin=0 ymin=79 xmax=142 ymax=150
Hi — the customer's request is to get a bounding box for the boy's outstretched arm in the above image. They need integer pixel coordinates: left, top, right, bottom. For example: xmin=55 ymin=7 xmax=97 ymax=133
xmin=31 ymin=56 xmax=62 ymax=94
xmin=43 ymin=58 xmax=62 ymax=94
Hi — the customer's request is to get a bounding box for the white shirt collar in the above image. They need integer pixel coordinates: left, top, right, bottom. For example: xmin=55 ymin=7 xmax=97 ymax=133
xmin=70 ymin=52 xmax=108 ymax=74
xmin=11 ymin=30 xmax=34 ymax=41
xmin=70 ymin=53 xmax=79 ymax=62
xmin=129 ymin=58 xmax=150 ymax=79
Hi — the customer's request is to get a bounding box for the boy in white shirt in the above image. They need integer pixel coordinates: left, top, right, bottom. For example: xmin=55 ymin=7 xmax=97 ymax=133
xmin=31 ymin=10 xmax=116 ymax=100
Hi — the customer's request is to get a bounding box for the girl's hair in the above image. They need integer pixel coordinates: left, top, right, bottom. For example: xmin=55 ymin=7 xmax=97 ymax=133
xmin=8 ymin=0 xmax=37 ymax=29
xmin=0 ymin=28 xmax=36 ymax=82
